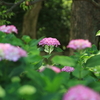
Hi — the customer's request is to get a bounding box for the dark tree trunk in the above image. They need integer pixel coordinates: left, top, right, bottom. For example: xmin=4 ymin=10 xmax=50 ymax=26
xmin=22 ymin=2 xmax=42 ymax=39
xmin=70 ymin=0 xmax=100 ymax=44
xmin=70 ymin=0 xmax=100 ymax=54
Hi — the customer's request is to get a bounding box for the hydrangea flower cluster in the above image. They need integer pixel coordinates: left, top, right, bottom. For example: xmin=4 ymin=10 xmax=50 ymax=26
xmin=63 ymin=85 xmax=100 ymax=100
xmin=0 ymin=43 xmax=27 ymax=61
xmin=67 ymin=39 xmax=91 ymax=50
xmin=39 ymin=37 xmax=60 ymax=54
xmin=61 ymin=66 xmax=74 ymax=72
xmin=0 ymin=25 xmax=18 ymax=34
xmin=39 ymin=37 xmax=60 ymax=47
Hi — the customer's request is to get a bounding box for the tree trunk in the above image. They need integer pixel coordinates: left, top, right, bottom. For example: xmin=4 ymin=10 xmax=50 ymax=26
xmin=22 ymin=2 xmax=42 ymax=39
xmin=70 ymin=0 xmax=100 ymax=54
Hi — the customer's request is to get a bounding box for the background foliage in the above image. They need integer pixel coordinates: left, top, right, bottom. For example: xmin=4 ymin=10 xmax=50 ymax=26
xmin=37 ymin=0 xmax=72 ymax=47
xmin=0 ymin=0 xmax=72 ymax=48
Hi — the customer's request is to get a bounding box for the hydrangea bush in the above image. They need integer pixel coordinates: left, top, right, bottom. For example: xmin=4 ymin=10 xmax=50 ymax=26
xmin=0 ymin=25 xmax=100 ymax=100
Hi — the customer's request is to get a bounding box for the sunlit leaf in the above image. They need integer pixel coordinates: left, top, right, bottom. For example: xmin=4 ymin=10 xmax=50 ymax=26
xmin=96 ymin=30 xmax=100 ymax=36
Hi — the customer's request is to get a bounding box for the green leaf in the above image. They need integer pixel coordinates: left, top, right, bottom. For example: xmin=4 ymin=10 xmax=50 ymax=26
xmin=60 ymin=72 xmax=70 ymax=82
xmin=26 ymin=69 xmax=45 ymax=90
xmin=96 ymin=30 xmax=100 ymax=36
xmin=9 ymin=66 xmax=24 ymax=77
xmin=44 ymin=76 xmax=62 ymax=92
xmin=85 ymin=55 xmax=100 ymax=67
xmin=89 ymin=82 xmax=100 ymax=92
xmin=41 ymin=93 xmax=60 ymax=100
xmin=34 ymin=60 xmax=43 ymax=70
xmin=0 ymin=31 xmax=6 ymax=42
xmin=0 ymin=86 xmax=6 ymax=98
xmin=29 ymin=37 xmax=44 ymax=46
xmin=25 ymin=55 xmax=42 ymax=64
xmin=43 ymin=54 xmax=52 ymax=59
xmin=67 ymin=79 xmax=87 ymax=88
xmin=22 ymin=35 xmax=32 ymax=43
xmin=54 ymin=47 xmax=63 ymax=52
xmin=11 ymin=38 xmax=23 ymax=46
xmin=52 ymin=56 xmax=76 ymax=66
xmin=84 ymin=76 xmax=97 ymax=84
xmin=72 ymin=69 xmax=80 ymax=78
xmin=0 ymin=31 xmax=6 ymax=37
xmin=42 ymin=68 xmax=56 ymax=80
xmin=72 ymin=69 xmax=89 ymax=78
xmin=43 ymin=71 xmax=69 ymax=92
xmin=93 ymin=86 xmax=100 ymax=92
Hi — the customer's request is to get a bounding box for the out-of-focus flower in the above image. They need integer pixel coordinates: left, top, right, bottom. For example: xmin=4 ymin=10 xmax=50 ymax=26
xmin=63 ymin=85 xmax=100 ymax=100
xmin=61 ymin=66 xmax=74 ymax=72
xmin=49 ymin=66 xmax=61 ymax=73
xmin=0 ymin=25 xmax=18 ymax=34
xmin=67 ymin=39 xmax=91 ymax=50
xmin=38 ymin=66 xmax=45 ymax=72
xmin=38 ymin=65 xmax=61 ymax=73
xmin=38 ymin=37 xmax=60 ymax=47
xmin=0 ymin=43 xmax=27 ymax=61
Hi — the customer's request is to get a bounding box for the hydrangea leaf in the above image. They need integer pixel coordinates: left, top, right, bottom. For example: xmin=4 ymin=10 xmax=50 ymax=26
xmin=96 ymin=30 xmax=100 ymax=36
xmin=85 ymin=55 xmax=100 ymax=67
xmin=52 ymin=56 xmax=76 ymax=66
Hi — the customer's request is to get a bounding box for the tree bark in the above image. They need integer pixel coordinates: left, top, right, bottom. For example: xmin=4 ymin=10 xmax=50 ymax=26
xmin=70 ymin=0 xmax=100 ymax=44
xmin=70 ymin=0 xmax=100 ymax=54
xmin=22 ymin=1 xmax=42 ymax=39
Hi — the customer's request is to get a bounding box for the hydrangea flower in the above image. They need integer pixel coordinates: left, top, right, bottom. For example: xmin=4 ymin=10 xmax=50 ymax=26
xmin=61 ymin=66 xmax=74 ymax=72
xmin=67 ymin=39 xmax=91 ymax=50
xmin=0 ymin=25 xmax=18 ymax=34
xmin=49 ymin=66 xmax=61 ymax=73
xmin=63 ymin=85 xmax=100 ymax=100
xmin=38 ymin=65 xmax=61 ymax=73
xmin=39 ymin=37 xmax=60 ymax=54
xmin=38 ymin=37 xmax=60 ymax=47
xmin=0 ymin=43 xmax=27 ymax=61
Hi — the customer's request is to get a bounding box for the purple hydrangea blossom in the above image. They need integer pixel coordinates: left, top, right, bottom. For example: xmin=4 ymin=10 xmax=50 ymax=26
xmin=0 ymin=43 xmax=27 ymax=61
xmin=61 ymin=66 xmax=74 ymax=72
xmin=63 ymin=85 xmax=100 ymax=100
xmin=38 ymin=37 xmax=60 ymax=47
xmin=67 ymin=39 xmax=91 ymax=50
xmin=0 ymin=25 xmax=18 ymax=34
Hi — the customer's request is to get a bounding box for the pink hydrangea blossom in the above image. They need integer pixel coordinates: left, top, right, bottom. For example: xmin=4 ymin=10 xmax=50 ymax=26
xmin=49 ymin=66 xmax=61 ymax=73
xmin=0 ymin=43 xmax=27 ymax=61
xmin=67 ymin=39 xmax=91 ymax=50
xmin=38 ymin=65 xmax=61 ymax=73
xmin=38 ymin=37 xmax=60 ymax=47
xmin=61 ymin=66 xmax=74 ymax=72
xmin=0 ymin=25 xmax=18 ymax=34
xmin=63 ymin=85 xmax=100 ymax=100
